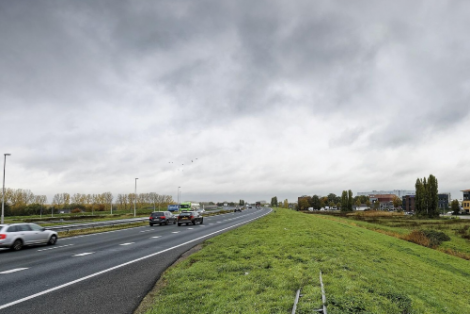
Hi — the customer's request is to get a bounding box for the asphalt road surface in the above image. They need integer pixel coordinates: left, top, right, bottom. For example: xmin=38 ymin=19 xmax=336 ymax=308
xmin=0 ymin=207 xmax=271 ymax=314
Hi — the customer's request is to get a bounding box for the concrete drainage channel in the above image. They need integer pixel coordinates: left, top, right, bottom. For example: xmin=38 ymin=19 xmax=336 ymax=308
xmin=292 ymin=271 xmax=327 ymax=314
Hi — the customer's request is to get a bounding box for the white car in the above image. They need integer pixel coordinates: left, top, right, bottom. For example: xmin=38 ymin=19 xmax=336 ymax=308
xmin=0 ymin=223 xmax=58 ymax=251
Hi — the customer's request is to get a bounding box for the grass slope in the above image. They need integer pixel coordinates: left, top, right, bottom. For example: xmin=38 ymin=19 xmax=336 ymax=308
xmin=145 ymin=209 xmax=470 ymax=314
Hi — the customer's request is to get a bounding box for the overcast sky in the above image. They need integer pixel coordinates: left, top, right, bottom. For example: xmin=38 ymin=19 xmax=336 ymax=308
xmin=1 ymin=0 xmax=469 ymax=203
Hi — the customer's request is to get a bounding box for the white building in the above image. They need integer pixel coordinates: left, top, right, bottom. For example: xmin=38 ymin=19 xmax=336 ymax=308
xmin=357 ymin=190 xmax=414 ymax=197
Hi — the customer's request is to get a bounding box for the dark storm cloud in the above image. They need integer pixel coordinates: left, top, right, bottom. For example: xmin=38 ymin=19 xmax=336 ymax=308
xmin=1 ymin=0 xmax=470 ymax=201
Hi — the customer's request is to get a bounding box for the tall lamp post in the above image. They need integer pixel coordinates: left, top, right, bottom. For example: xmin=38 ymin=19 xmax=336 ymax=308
xmin=177 ymin=186 xmax=181 ymax=204
xmin=134 ymin=178 xmax=138 ymax=217
xmin=2 ymin=153 xmax=11 ymax=224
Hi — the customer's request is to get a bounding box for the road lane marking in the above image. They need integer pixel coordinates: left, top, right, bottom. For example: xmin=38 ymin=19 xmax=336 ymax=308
xmin=120 ymin=243 xmax=134 ymax=246
xmin=37 ymin=244 xmax=74 ymax=252
xmin=0 ymin=268 xmax=28 ymax=275
xmin=152 ymin=236 xmax=161 ymax=239
xmin=0 ymin=209 xmax=272 ymax=311
xmin=172 ymin=232 xmax=180 ymax=234
xmin=140 ymin=230 xmax=153 ymax=233
xmin=74 ymin=252 xmax=94 ymax=257
xmin=187 ymin=228 xmax=194 ymax=230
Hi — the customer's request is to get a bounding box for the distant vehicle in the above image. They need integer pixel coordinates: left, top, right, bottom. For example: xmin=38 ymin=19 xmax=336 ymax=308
xmin=149 ymin=211 xmax=177 ymax=226
xmin=177 ymin=211 xmax=204 ymax=226
xmin=234 ymin=207 xmax=241 ymax=212
xmin=168 ymin=204 xmax=180 ymax=212
xmin=308 ymin=207 xmax=314 ymax=211
xmin=0 ymin=223 xmax=58 ymax=251
xmin=180 ymin=202 xmax=192 ymax=211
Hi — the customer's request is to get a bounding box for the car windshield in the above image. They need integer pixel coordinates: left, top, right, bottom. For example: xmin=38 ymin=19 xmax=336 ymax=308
xmin=153 ymin=212 xmax=164 ymax=216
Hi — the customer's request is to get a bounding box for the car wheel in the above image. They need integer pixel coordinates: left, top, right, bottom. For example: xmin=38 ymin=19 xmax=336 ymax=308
xmin=165 ymin=221 xmax=169 ymax=225
xmin=48 ymin=235 xmax=57 ymax=245
xmin=173 ymin=220 xmax=176 ymax=224
xmin=200 ymin=219 xmax=204 ymax=224
xmin=186 ymin=223 xmax=189 ymax=226
xmin=178 ymin=223 xmax=181 ymax=226
xmin=149 ymin=223 xmax=153 ymax=227
xmin=192 ymin=221 xmax=196 ymax=225
xmin=159 ymin=223 xmax=162 ymax=226
xmin=11 ymin=239 xmax=23 ymax=251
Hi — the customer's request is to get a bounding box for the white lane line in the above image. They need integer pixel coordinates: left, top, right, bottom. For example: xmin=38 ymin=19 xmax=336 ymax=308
xmin=187 ymin=228 xmax=194 ymax=230
xmin=38 ymin=244 xmax=74 ymax=252
xmin=0 ymin=268 xmax=28 ymax=275
xmin=74 ymin=252 xmax=94 ymax=257
xmin=172 ymin=232 xmax=180 ymax=234
xmin=140 ymin=230 xmax=153 ymax=233
xmin=120 ymin=243 xmax=134 ymax=246
xmin=0 ymin=209 xmax=272 ymax=311
xmin=152 ymin=236 xmax=161 ymax=239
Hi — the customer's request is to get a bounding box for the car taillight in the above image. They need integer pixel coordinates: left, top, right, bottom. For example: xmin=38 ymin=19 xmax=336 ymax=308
xmin=149 ymin=216 xmax=152 ymax=219
xmin=160 ymin=216 xmax=165 ymax=219
xmin=0 ymin=234 xmax=6 ymax=240
xmin=190 ymin=216 xmax=193 ymax=219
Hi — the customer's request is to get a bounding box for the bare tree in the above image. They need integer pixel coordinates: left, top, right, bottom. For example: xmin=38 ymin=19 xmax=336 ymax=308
xmin=103 ymin=192 xmax=113 ymax=213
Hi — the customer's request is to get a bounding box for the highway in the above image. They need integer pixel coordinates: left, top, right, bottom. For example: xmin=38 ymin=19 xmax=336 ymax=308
xmin=0 ymin=207 xmax=271 ymax=314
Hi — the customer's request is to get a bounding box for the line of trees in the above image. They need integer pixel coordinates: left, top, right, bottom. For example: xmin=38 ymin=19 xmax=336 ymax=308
xmin=415 ymin=174 xmax=439 ymax=218
xmin=299 ymin=192 xmax=371 ymax=211
xmin=1 ymin=188 xmax=174 ymax=216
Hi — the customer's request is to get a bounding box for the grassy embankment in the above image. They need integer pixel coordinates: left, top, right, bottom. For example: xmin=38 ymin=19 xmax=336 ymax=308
xmin=143 ymin=208 xmax=470 ymax=314
xmin=311 ymin=211 xmax=470 ymax=258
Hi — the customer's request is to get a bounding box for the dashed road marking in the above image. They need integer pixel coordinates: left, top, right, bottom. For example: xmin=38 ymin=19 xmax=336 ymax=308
xmin=152 ymin=236 xmax=161 ymax=239
xmin=0 ymin=268 xmax=28 ymax=275
xmin=38 ymin=244 xmax=74 ymax=252
xmin=74 ymin=252 xmax=94 ymax=257
xmin=172 ymin=232 xmax=180 ymax=234
xmin=120 ymin=243 xmax=134 ymax=246
xmin=140 ymin=230 xmax=153 ymax=233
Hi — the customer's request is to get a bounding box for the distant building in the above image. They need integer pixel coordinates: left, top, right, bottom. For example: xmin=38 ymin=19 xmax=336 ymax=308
xmin=438 ymin=193 xmax=451 ymax=212
xmin=402 ymin=193 xmax=451 ymax=212
xmin=369 ymin=194 xmax=395 ymax=210
xmin=357 ymin=190 xmax=414 ymax=197
xmin=462 ymin=189 xmax=470 ymax=213
xmin=402 ymin=195 xmax=415 ymax=212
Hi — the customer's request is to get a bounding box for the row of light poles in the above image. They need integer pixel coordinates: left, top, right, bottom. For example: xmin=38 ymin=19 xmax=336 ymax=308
xmin=1 ymin=153 xmax=11 ymax=224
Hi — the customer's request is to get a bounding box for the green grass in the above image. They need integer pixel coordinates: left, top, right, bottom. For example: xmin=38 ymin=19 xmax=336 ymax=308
xmin=314 ymin=213 xmax=470 ymax=257
xmin=145 ymin=208 xmax=470 ymax=313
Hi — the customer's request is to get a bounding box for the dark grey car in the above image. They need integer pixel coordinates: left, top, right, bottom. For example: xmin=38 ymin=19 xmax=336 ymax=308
xmin=177 ymin=211 xmax=203 ymax=226
xmin=149 ymin=211 xmax=177 ymax=226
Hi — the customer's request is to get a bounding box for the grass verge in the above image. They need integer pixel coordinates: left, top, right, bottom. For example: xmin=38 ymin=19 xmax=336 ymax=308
xmin=143 ymin=208 xmax=470 ymax=314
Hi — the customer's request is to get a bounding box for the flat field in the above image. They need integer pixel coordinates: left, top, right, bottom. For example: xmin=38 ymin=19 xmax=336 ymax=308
xmin=144 ymin=208 xmax=470 ymax=314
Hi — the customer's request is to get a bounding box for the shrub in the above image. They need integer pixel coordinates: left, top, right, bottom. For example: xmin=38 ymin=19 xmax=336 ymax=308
xmin=404 ymin=230 xmax=450 ymax=248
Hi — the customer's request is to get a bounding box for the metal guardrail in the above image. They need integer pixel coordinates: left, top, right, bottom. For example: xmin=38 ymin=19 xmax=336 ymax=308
xmin=46 ymin=217 xmax=148 ymax=232
xmin=45 ymin=209 xmax=239 ymax=232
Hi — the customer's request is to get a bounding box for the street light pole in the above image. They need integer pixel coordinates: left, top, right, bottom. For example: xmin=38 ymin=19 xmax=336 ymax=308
xmin=2 ymin=153 xmax=11 ymax=224
xmin=177 ymin=186 xmax=181 ymax=204
xmin=134 ymin=178 xmax=138 ymax=217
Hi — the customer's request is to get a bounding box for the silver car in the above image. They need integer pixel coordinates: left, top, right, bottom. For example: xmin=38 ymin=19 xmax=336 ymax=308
xmin=0 ymin=223 xmax=58 ymax=251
